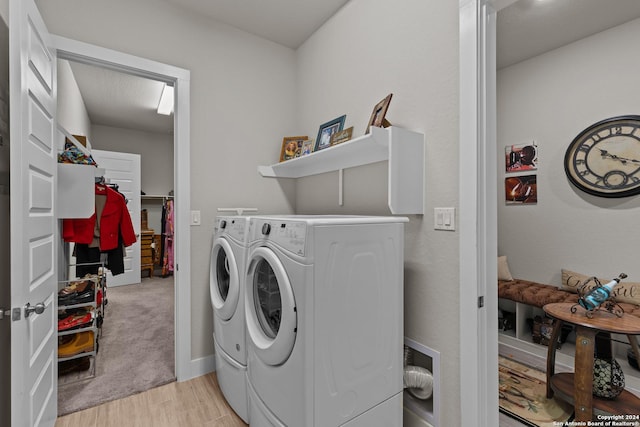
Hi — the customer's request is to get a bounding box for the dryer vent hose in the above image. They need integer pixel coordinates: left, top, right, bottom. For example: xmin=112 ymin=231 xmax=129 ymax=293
xmin=403 ymin=346 xmax=434 ymax=400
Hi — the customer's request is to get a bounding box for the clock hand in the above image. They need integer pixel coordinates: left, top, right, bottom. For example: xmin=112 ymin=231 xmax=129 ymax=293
xmin=599 ymin=149 xmax=640 ymax=164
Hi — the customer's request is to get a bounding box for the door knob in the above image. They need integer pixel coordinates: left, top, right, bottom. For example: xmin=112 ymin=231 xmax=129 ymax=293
xmin=24 ymin=302 xmax=46 ymax=318
xmin=0 ymin=309 xmax=10 ymax=320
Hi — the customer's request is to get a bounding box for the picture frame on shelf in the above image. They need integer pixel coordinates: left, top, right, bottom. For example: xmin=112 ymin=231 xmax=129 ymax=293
xmin=279 ymin=136 xmax=309 ymax=162
xmin=315 ymin=115 xmax=346 ymax=151
xmin=365 ymin=93 xmax=393 ymax=134
xmin=330 ymin=126 xmax=353 ymax=146
xmin=300 ymin=139 xmax=315 ymax=156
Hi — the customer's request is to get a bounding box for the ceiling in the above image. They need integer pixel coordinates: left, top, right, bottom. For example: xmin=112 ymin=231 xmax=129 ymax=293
xmin=68 ymin=0 xmax=640 ymax=134
xmin=497 ymin=0 xmax=640 ymax=69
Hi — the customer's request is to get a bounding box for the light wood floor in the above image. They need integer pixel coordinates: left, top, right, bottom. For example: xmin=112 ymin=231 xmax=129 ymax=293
xmin=55 ymin=373 xmax=247 ymax=427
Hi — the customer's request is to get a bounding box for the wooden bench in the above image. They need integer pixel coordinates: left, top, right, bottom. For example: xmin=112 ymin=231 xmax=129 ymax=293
xmin=498 ymin=278 xmax=640 ymax=319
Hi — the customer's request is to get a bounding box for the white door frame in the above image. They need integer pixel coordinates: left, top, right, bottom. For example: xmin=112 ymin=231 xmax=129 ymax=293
xmin=458 ymin=0 xmax=502 ymax=426
xmin=50 ymin=35 xmax=193 ymax=381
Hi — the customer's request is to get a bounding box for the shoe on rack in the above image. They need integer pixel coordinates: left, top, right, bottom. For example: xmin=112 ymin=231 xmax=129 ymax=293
xmin=58 ymin=279 xmax=92 ymax=297
xmin=66 ymin=288 xmax=95 ymax=305
xmin=58 ymin=311 xmax=93 ymax=331
xmin=58 ymin=356 xmax=91 ymax=376
xmin=58 ymin=331 xmax=94 ymax=358
xmin=58 ymin=285 xmax=93 ymax=306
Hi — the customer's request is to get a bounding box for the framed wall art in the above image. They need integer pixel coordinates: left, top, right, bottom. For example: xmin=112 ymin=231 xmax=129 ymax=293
xmin=365 ymin=93 xmax=392 ymax=134
xmin=279 ymin=136 xmax=308 ymax=162
xmin=505 ymin=174 xmax=537 ymax=205
xmin=315 ymin=115 xmax=346 ymax=151
xmin=505 ymin=142 xmax=537 ymax=172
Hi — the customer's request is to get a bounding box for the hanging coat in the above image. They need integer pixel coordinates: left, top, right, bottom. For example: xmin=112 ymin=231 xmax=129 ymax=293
xmin=63 ymin=184 xmax=137 ymax=250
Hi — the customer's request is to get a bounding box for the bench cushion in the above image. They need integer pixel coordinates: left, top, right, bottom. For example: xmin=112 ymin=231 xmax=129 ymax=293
xmin=499 ymin=279 xmax=578 ymax=308
xmin=499 ymin=279 xmax=640 ymax=319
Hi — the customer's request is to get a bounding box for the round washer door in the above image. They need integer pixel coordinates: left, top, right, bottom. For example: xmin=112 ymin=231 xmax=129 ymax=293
xmin=210 ymin=237 xmax=240 ymax=320
xmin=245 ymin=246 xmax=296 ymax=366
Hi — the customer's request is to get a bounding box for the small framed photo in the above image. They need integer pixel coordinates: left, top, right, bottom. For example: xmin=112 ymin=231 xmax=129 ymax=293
xmin=279 ymin=136 xmax=308 ymax=162
xmin=330 ymin=126 xmax=353 ymax=146
xmin=505 ymin=174 xmax=537 ymax=204
xmin=506 ymin=142 xmax=538 ymax=172
xmin=365 ymin=93 xmax=392 ymax=134
xmin=315 ymin=115 xmax=346 ymax=151
xmin=300 ymin=139 xmax=314 ymax=156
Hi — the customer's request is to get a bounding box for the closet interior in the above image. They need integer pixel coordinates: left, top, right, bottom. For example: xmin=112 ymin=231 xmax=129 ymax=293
xmin=57 ymin=132 xmax=137 ymax=381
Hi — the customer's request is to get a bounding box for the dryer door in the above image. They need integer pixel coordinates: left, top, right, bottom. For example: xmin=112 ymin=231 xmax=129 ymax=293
xmin=246 ymin=246 xmax=297 ymax=366
xmin=210 ymin=237 xmax=240 ymax=320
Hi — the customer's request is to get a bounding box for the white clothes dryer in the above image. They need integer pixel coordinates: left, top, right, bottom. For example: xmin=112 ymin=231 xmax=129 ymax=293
xmin=210 ymin=215 xmax=251 ymax=423
xmin=244 ymin=215 xmax=408 ymax=427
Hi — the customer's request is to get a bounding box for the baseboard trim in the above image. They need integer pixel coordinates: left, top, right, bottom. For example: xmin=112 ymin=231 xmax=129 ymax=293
xmin=181 ymin=354 xmax=216 ymax=381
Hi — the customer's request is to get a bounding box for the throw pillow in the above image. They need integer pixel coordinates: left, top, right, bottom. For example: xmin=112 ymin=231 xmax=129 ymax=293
xmin=498 ymin=256 xmax=514 ymax=281
xmin=561 ymin=269 xmax=640 ymax=306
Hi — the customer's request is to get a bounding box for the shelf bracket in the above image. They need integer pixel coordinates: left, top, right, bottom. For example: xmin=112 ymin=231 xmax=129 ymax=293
xmin=338 ymin=168 xmax=344 ymax=206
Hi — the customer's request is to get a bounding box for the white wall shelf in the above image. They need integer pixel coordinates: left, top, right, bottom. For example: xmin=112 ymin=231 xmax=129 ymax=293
xmin=258 ymin=126 xmax=425 ymax=214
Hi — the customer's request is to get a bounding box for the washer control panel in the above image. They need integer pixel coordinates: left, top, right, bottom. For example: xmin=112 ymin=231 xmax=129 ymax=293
xmin=252 ymin=218 xmax=307 ymax=256
xmin=215 ymin=217 xmax=247 ymax=241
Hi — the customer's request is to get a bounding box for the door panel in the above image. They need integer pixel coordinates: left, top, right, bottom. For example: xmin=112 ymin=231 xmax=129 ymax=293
xmin=9 ymin=0 xmax=57 ymax=426
xmin=91 ymin=149 xmax=141 ymax=286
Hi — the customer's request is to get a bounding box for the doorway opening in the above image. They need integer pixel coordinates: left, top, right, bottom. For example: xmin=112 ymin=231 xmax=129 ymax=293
xmin=53 ymin=36 xmax=192 ymax=415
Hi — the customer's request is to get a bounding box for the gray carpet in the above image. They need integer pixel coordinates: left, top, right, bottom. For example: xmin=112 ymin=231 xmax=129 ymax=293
xmin=58 ymin=275 xmax=176 ymax=416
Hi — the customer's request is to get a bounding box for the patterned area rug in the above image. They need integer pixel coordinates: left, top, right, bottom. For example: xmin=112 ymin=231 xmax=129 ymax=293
xmin=499 ymin=356 xmax=573 ymax=427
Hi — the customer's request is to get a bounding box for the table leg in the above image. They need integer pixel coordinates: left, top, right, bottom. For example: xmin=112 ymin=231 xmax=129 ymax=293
xmin=629 ymin=335 xmax=640 ymax=369
xmin=546 ymin=319 xmax=563 ymax=398
xmin=573 ymin=326 xmax=596 ymax=422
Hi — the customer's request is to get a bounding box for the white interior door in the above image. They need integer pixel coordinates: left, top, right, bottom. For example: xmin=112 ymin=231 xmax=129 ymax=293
xmin=9 ymin=0 xmax=58 ymax=425
xmin=91 ymin=149 xmax=141 ymax=287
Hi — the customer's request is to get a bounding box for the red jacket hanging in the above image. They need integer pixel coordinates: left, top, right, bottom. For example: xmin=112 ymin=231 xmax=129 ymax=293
xmin=63 ymin=184 xmax=137 ymax=250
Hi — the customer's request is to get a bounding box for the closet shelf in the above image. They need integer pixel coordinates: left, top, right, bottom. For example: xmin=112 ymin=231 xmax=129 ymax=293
xmin=141 ymin=194 xmax=173 ymax=200
xmin=58 ymin=351 xmax=97 ymax=363
xmin=58 ymin=323 xmax=96 ymax=337
xmin=258 ymin=126 xmax=425 ymax=214
xmin=56 ymin=125 xmax=95 ymax=219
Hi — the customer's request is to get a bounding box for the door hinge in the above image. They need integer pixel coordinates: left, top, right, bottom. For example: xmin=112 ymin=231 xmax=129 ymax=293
xmin=478 ymin=296 xmax=484 ymax=308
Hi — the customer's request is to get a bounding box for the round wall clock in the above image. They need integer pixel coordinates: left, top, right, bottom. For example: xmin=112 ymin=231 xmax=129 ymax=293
xmin=564 ymin=115 xmax=640 ymax=198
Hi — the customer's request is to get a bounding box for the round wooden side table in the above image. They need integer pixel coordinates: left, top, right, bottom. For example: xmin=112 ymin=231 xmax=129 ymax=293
xmin=543 ymin=302 xmax=640 ymax=422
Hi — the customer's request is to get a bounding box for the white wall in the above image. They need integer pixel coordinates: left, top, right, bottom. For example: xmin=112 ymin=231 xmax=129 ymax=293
xmin=497 ymin=18 xmax=640 ymax=286
xmin=91 ymin=125 xmax=173 ymax=195
xmin=57 ymin=59 xmax=91 ymax=138
xmin=36 ymin=0 xmax=298 ymax=360
xmin=295 ymin=1 xmax=459 ymax=425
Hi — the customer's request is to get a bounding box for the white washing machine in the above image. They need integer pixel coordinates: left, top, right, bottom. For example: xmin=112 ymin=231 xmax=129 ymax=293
xmin=244 ymin=215 xmax=408 ymax=427
xmin=210 ymin=215 xmax=251 ymax=423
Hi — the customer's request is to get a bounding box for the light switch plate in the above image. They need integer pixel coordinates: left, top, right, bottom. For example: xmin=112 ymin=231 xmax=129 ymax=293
xmin=434 ymin=207 xmax=455 ymax=231
xmin=191 ymin=210 xmax=201 ymax=226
